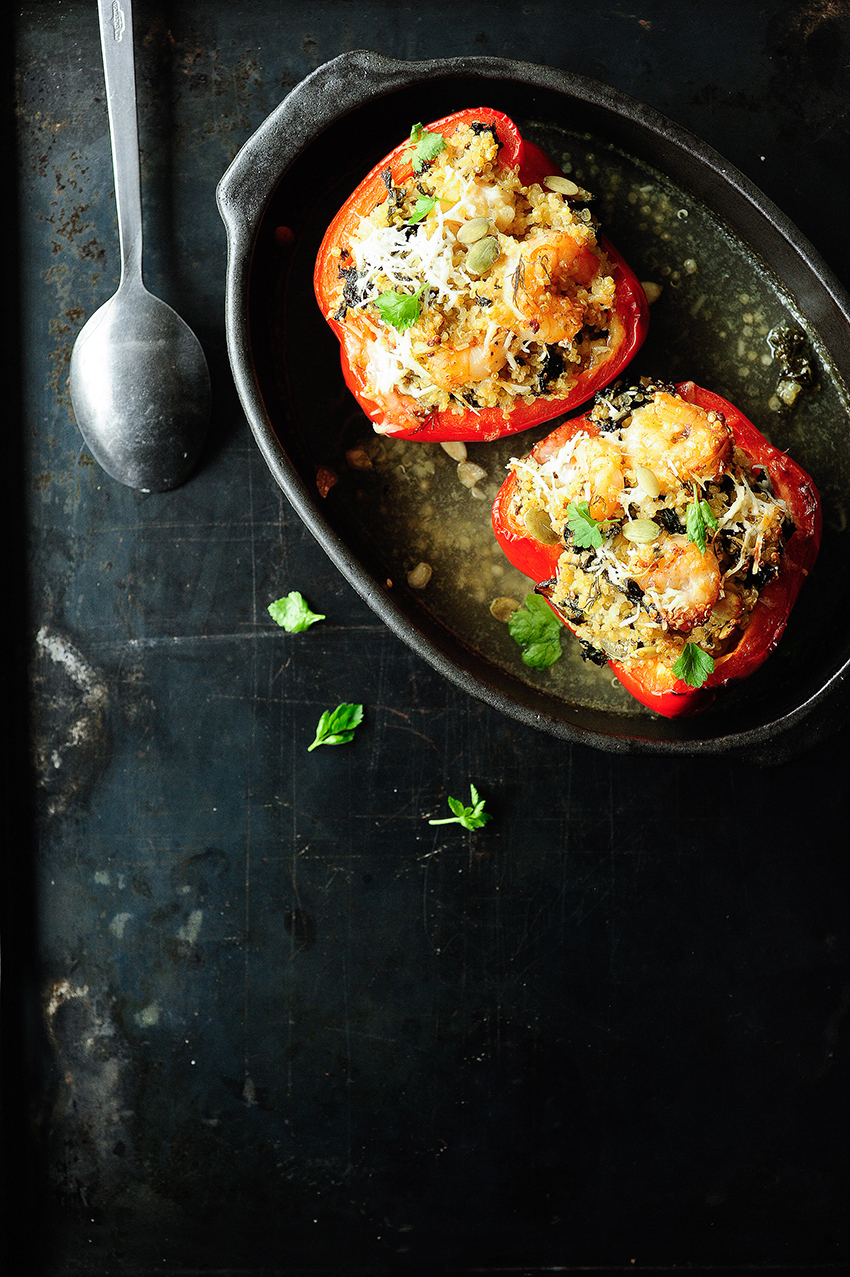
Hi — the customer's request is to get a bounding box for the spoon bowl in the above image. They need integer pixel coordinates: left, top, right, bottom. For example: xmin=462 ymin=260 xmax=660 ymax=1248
xmin=70 ymin=0 xmax=210 ymax=493
xmin=70 ymin=278 xmax=210 ymax=492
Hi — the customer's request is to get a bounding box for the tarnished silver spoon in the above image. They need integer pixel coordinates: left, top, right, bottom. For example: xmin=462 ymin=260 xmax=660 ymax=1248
xmin=69 ymin=0 xmax=210 ymax=492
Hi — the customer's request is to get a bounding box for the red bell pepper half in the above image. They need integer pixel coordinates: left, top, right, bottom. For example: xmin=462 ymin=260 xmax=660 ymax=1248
xmin=491 ymin=381 xmax=822 ymax=717
xmin=314 ymin=108 xmax=649 ymax=443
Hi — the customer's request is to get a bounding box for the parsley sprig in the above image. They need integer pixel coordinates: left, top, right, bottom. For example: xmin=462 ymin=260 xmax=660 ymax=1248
xmin=308 ymin=703 xmax=364 ymax=751
xmin=507 ymin=594 xmax=563 ymax=669
xmin=672 ymin=643 xmax=715 ymax=688
xmin=268 ymin=591 xmax=325 ymax=633
xmin=428 ymin=784 xmax=492 ymax=830
xmin=685 ymin=489 xmax=719 ymax=555
xmin=565 ymin=500 xmax=618 ymax=550
xmin=374 ymin=285 xmax=424 ymax=332
xmin=405 ymin=122 xmax=446 ymax=174
xmin=408 ymin=195 xmax=437 ymax=225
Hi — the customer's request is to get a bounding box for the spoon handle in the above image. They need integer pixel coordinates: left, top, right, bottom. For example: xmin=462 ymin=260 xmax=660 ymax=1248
xmin=97 ymin=0 xmax=144 ymax=286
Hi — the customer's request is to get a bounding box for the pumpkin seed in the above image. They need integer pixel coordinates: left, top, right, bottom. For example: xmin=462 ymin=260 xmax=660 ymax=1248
xmin=490 ymin=596 xmax=521 ymax=623
xmin=457 ymin=217 xmax=491 ymax=244
xmin=544 ymin=174 xmax=580 ymax=197
xmin=440 ymin=440 xmax=467 ymax=462
xmin=465 ymin=235 xmax=500 ymax=276
xmin=622 ymin=518 xmax=661 ymax=543
xmin=635 ymin=464 xmax=661 ymax=498
xmin=406 ymin=562 xmax=432 ymax=589
xmin=523 ymin=506 xmax=560 ymax=545
xmin=457 ymin=461 xmax=488 ymax=489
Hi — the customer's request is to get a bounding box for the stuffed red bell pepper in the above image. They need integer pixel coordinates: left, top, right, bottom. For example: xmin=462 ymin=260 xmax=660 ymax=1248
xmin=314 ymin=108 xmax=649 ymax=443
xmin=491 ymin=378 xmax=821 ymax=717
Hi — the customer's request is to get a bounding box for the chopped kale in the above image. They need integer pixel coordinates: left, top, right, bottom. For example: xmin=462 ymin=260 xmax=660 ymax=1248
xmin=579 ymin=639 xmax=608 ymax=666
xmin=536 ymin=344 xmax=565 ymax=393
xmin=746 ymin=562 xmax=780 ymax=589
xmin=470 ymin=121 xmax=501 ymax=147
xmin=589 ymin=377 xmax=676 ymax=431
xmin=558 ymin=597 xmax=586 ymax=623
xmin=380 ymin=167 xmax=405 ymax=215
xmin=655 ymin=506 xmax=685 ymax=535
xmin=333 ymin=263 xmax=366 ymax=320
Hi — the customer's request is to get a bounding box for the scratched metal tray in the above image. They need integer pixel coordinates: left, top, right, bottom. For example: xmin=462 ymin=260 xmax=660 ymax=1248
xmin=217 ymin=52 xmax=850 ymax=759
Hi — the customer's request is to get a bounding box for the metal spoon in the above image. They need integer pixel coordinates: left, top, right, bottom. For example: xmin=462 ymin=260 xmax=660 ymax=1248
xmin=70 ymin=0 xmax=210 ymax=493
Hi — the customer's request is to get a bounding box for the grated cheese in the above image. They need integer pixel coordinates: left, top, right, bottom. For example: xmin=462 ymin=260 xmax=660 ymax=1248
xmin=510 ymin=392 xmax=792 ymax=662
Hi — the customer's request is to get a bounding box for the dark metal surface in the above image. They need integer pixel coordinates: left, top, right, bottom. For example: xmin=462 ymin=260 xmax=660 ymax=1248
xmin=5 ymin=3 xmax=850 ymax=1274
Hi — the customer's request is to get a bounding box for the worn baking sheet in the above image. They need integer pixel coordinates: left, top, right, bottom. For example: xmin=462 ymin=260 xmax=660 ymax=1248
xmin=10 ymin=7 xmax=850 ymax=1276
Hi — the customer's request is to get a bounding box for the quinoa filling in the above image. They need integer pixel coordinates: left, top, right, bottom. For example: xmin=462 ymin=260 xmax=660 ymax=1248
xmin=326 ymin=119 xmax=620 ymax=417
xmin=507 ymin=379 xmax=793 ymax=673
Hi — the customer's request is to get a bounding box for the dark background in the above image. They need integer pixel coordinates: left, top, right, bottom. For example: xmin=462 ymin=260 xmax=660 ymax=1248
xmin=4 ymin=2 xmax=850 ymax=1274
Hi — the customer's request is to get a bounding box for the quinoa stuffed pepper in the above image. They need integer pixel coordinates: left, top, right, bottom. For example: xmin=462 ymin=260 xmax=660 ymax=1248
xmin=492 ymin=378 xmax=821 ymax=717
xmin=314 ymin=108 xmax=648 ymax=442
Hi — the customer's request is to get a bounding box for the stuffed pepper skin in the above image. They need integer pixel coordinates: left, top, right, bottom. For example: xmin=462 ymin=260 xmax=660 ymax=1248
xmin=314 ymin=108 xmax=649 ymax=443
xmin=491 ymin=380 xmax=821 ymax=717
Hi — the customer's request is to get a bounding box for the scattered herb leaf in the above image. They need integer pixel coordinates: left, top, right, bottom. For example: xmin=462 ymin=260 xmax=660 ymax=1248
xmin=308 ymin=703 xmax=364 ymax=751
xmin=507 ymin=594 xmax=563 ymax=669
xmin=672 ymin=643 xmax=715 ymax=688
xmin=428 ymin=783 xmax=492 ymax=830
xmin=268 ymin=591 xmax=326 ymax=633
xmin=565 ymin=499 xmax=616 ymax=550
xmin=374 ymin=286 xmax=424 ymax=331
xmin=406 ymin=122 xmax=446 ymax=174
xmin=408 ymin=195 xmax=437 ymax=225
xmin=686 ymin=492 xmax=719 ymax=555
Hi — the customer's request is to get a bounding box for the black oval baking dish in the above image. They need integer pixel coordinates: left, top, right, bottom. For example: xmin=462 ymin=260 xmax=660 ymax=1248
xmin=217 ymin=51 xmax=850 ymax=760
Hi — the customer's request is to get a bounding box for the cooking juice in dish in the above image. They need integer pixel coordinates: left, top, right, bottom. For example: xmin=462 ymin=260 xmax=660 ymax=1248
xmin=323 ymin=123 xmax=847 ymax=714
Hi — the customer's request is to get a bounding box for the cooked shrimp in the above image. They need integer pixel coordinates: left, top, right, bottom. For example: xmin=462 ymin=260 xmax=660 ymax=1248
xmin=422 ymin=334 xmax=509 ymax=391
xmin=625 ymin=533 xmax=722 ymax=630
xmin=624 ymin=391 xmax=732 ymax=489
xmin=497 ymin=232 xmax=600 ymax=344
xmin=553 ymin=434 xmax=625 ymax=523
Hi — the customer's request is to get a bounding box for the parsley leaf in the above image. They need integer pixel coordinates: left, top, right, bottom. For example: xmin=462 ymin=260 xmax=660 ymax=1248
xmin=686 ymin=493 xmax=719 ymax=555
xmin=268 ymin=591 xmax=325 ymax=633
xmin=406 ymin=122 xmax=446 ymax=174
xmin=408 ymin=195 xmax=437 ymax=225
xmin=672 ymin=643 xmax=715 ymax=688
xmin=307 ymin=703 xmax=364 ymax=751
xmin=428 ymin=783 xmax=492 ymax=830
xmin=374 ymin=286 xmax=424 ymax=332
xmin=507 ymin=594 xmax=563 ymax=669
xmin=565 ymin=500 xmax=616 ymax=550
